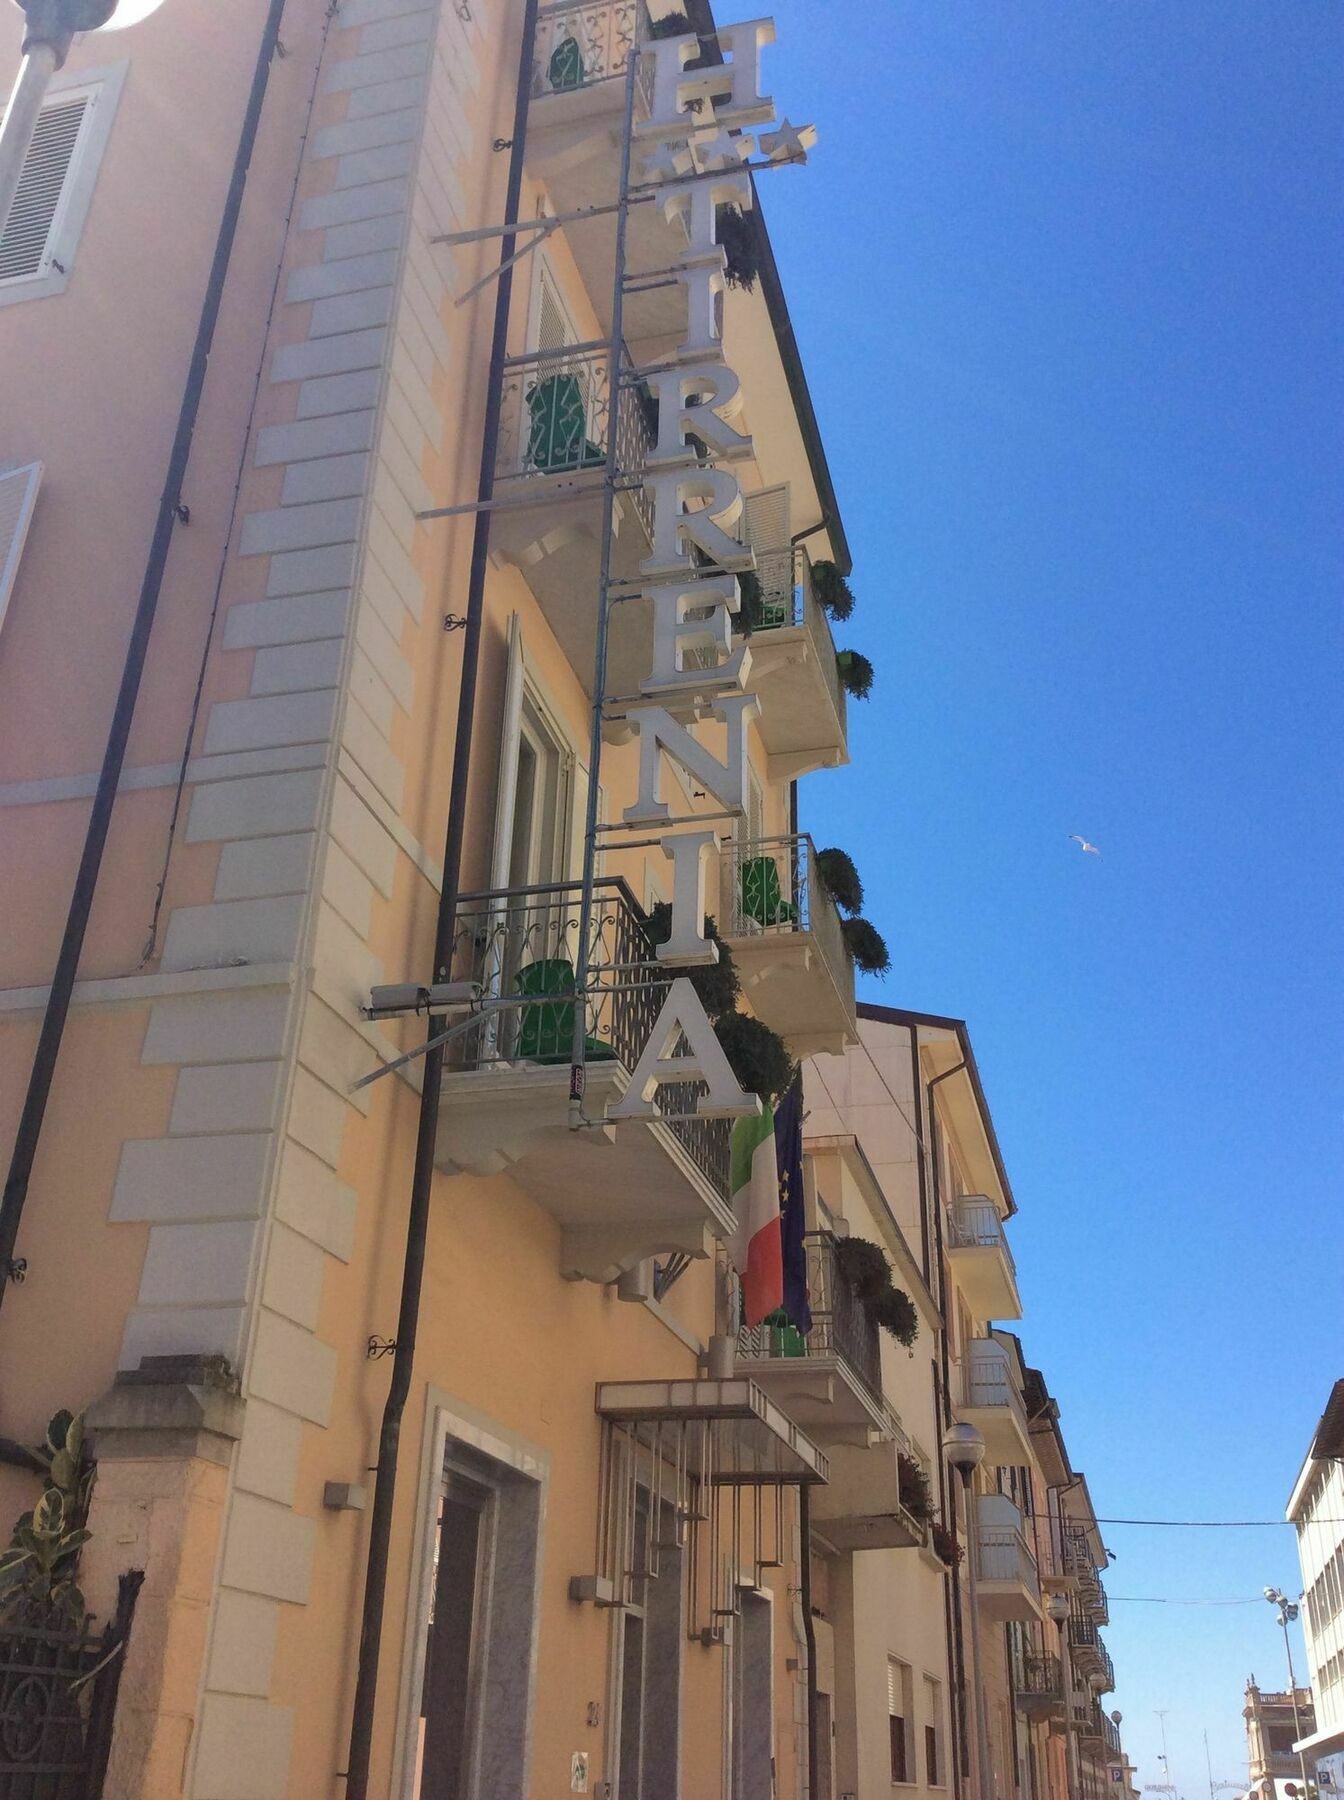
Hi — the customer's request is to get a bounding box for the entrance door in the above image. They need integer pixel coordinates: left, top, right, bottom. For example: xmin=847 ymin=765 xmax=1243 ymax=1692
xmin=415 ymin=1473 xmax=493 ymax=1800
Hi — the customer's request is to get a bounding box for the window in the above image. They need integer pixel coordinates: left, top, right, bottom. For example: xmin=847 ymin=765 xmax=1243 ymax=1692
xmin=0 ymin=462 xmax=42 ymax=636
xmin=925 ymin=1674 xmax=945 ymax=1787
xmin=0 ymin=66 xmax=125 ymax=304
xmin=889 ymin=1657 xmax=913 ymax=1783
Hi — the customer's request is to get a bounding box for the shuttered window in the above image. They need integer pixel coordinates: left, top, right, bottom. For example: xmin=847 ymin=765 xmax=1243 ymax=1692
xmin=741 ymin=484 xmax=793 ymax=626
xmin=0 ymin=94 xmax=92 ymax=284
xmin=0 ymin=462 xmax=43 ymax=636
xmin=889 ymin=1657 xmax=912 ymax=1783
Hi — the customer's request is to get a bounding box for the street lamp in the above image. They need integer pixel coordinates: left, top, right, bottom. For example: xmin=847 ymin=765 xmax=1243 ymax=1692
xmin=1264 ymin=1588 xmax=1315 ymax=1800
xmin=946 ymin=1423 xmax=994 ymax=1800
xmin=1 ymin=0 xmax=168 ymax=241
xmin=1048 ymin=1589 xmax=1081 ymax=1800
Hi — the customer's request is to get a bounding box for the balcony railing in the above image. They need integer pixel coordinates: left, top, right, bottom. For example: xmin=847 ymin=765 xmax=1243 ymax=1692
xmin=1101 ymin=1711 xmax=1123 ymax=1758
xmin=948 ymin=1198 xmax=1017 ymax=1272
xmin=495 ymin=344 xmax=656 ymax=529
xmin=1013 ymin=1650 xmax=1064 ymax=1713
xmin=737 ymin=1232 xmax=882 ymax=1403
xmin=447 ymin=877 xmax=729 ymax=1200
xmin=963 ymin=1339 xmax=1028 ymax=1422
xmin=1037 ymin=1516 xmax=1093 ymax=1585
xmin=530 ymin=0 xmax=651 ymax=98
xmin=977 ymin=1516 xmax=1040 ymax=1592
xmin=719 ymin=827 xmax=852 ymax=982
xmin=746 ymin=547 xmax=846 ymax=730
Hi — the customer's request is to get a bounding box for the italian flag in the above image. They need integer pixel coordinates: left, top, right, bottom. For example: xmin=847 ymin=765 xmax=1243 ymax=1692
xmin=730 ymin=1105 xmax=783 ymax=1328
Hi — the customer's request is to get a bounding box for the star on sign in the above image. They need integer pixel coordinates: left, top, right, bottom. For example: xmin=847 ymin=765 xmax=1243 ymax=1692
xmin=1069 ymin=835 xmax=1103 ymax=858
xmin=639 ymin=140 xmax=694 ymax=184
xmin=690 ymin=126 xmax=753 ymax=173
xmin=759 ymin=119 xmax=817 ymax=164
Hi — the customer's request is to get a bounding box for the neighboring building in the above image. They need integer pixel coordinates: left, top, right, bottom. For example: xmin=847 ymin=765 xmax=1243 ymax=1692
xmin=0 ymin=4 xmax=1137 ymax=1799
xmin=1288 ymin=1382 xmax=1344 ymax=1789
xmin=1245 ymin=1680 xmax=1317 ymax=1800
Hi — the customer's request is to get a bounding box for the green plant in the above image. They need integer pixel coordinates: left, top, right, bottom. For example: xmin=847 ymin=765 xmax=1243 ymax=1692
xmin=715 ymin=204 xmax=760 ymax=292
xmin=811 ymin=560 xmax=855 ymax=622
xmin=648 ymin=10 xmax=693 ymax=38
xmin=645 ymin=904 xmax=740 ymax=1021
xmin=898 ymin=1452 xmax=935 ymax=1524
xmin=832 ymin=1236 xmax=919 ymax=1347
xmin=840 ymin=916 xmax=890 ymax=976
xmin=835 ymin=648 xmax=874 ymax=699
xmin=930 ymin=1521 xmax=963 ymax=1568
xmin=735 ymin=568 xmax=765 ymax=635
xmin=815 ymin=847 xmax=863 ymax=916
xmin=0 ymin=1410 xmax=94 ymax=1627
xmin=714 ymin=1011 xmax=795 ymax=1106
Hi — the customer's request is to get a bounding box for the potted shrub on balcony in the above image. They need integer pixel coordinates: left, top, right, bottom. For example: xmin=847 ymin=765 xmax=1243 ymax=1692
xmin=930 ymin=1522 xmax=964 ymax=1569
xmin=835 ymin=648 xmax=875 ymax=699
xmin=832 ymin=1236 xmax=918 ymax=1347
xmin=644 ymin=904 xmax=740 ymax=1020
xmin=810 ymin=560 xmax=855 ymax=622
xmin=815 ymin=847 xmax=863 ymax=916
xmin=898 ymin=1452 xmax=935 ymax=1528
xmin=840 ymin=916 xmax=891 ymax=977
xmin=714 ymin=1011 xmax=796 ymax=1108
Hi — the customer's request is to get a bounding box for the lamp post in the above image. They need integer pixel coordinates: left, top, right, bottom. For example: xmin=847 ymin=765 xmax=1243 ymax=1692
xmin=1 ymin=0 xmax=165 ymax=242
xmin=946 ymin=1422 xmax=994 ymax=1800
xmin=1264 ymin=1588 xmax=1314 ymax=1800
xmin=1048 ymin=1590 xmax=1080 ymax=1800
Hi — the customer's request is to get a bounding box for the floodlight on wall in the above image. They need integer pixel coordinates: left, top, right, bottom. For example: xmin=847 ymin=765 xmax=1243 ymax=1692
xmin=362 ymin=982 xmax=479 ymax=1021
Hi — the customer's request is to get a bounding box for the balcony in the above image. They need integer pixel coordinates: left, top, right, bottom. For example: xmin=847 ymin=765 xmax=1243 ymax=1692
xmin=956 ymin=1337 xmax=1034 ymax=1468
xmin=1072 ymin=1692 xmax=1104 ymax=1749
xmin=717 ymin=835 xmax=856 ymax=1057
xmin=435 ymin=877 xmax=734 ymax=1283
xmin=743 ymin=548 xmax=850 ymax=781
xmin=489 ymin=344 xmax=662 ymax=703
xmin=736 ymin=1233 xmax=887 ymax=1445
xmin=974 ymin=1493 xmax=1043 ymax=1622
xmin=1014 ymin=1650 xmax=1065 ymax=1722
xmin=1037 ymin=1517 xmax=1092 ymax=1593
xmin=945 ymin=1196 xmax=1022 ymax=1321
xmin=1068 ymin=1618 xmax=1114 ymax=1692
xmin=809 ymin=1438 xmax=933 ymax=1555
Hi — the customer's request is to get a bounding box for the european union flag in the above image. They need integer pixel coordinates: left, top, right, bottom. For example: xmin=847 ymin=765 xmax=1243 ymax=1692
xmin=775 ymin=1071 xmax=811 ymax=1332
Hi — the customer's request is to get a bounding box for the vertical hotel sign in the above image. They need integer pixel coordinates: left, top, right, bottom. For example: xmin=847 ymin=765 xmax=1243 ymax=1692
xmin=603 ymin=16 xmax=814 ymax=1127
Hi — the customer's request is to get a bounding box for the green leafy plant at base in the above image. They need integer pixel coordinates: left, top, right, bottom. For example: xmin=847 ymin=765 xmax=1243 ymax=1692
xmin=735 ymin=568 xmax=765 ymax=635
xmin=0 ymin=1410 xmax=94 ymax=1626
xmin=835 ymin=648 xmax=875 ymax=700
xmin=815 ymin=847 xmax=863 ymax=916
xmin=898 ymin=1452 xmax=935 ymax=1524
xmin=931 ymin=1521 xmax=963 ymax=1568
xmin=644 ymin=905 xmax=740 ymax=1021
xmin=810 ymin=560 xmax=855 ymax=622
xmin=832 ymin=1235 xmax=919 ymax=1347
xmin=714 ymin=1011 xmax=796 ymax=1108
xmin=841 ymin=916 xmax=891 ymax=976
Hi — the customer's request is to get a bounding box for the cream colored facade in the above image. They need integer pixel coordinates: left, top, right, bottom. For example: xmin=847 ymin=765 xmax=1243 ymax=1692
xmin=0 ymin=2 xmax=1134 ymax=1798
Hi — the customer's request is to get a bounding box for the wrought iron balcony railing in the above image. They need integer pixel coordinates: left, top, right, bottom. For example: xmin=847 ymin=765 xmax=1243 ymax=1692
xmin=745 ymin=546 xmax=846 ymax=726
xmin=1013 ymin=1649 xmax=1064 ymax=1707
xmin=737 ymin=1231 xmax=882 ymax=1403
xmin=976 ymin=1516 xmax=1040 ymax=1593
xmin=447 ymin=877 xmax=729 ymax=1199
xmin=1037 ymin=1516 xmax=1094 ymax=1584
xmin=1101 ymin=1710 xmax=1123 ymax=1758
xmin=530 ymin=0 xmax=653 ymax=101
xmin=495 ymin=343 xmax=656 ymax=525
xmin=947 ymin=1197 xmax=1017 ymax=1272
xmin=717 ymin=828 xmax=853 ymax=985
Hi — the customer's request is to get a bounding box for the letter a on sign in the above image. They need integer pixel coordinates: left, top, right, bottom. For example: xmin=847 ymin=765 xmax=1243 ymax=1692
xmin=607 ymin=978 xmax=760 ymax=1121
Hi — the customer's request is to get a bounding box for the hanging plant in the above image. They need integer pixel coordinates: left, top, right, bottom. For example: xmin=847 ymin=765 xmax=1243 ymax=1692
xmin=930 ymin=1522 xmax=963 ymax=1569
xmin=735 ymin=568 xmax=765 ymax=635
xmin=815 ymin=848 xmax=863 ymax=916
xmin=714 ymin=1011 xmax=796 ymax=1107
xmin=811 ymin=560 xmax=855 ymax=622
xmin=898 ymin=1452 xmax=935 ymax=1524
xmin=645 ymin=904 xmax=740 ymax=1021
xmin=715 ymin=205 xmax=760 ymax=292
xmin=832 ymin=1236 xmax=919 ymax=1347
xmin=835 ymin=649 xmax=875 ymax=700
xmin=841 ymin=916 xmax=890 ymax=976
xmin=0 ymin=1410 xmax=95 ymax=1627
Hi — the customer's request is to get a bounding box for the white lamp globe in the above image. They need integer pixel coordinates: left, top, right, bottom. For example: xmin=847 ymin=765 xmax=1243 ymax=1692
xmin=96 ymin=0 xmax=168 ymax=29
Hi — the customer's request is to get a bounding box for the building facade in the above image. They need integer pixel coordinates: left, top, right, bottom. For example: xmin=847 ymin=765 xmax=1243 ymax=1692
xmin=1 ymin=2 xmax=1132 ymax=1797
xmin=1287 ymin=1382 xmax=1344 ymax=1791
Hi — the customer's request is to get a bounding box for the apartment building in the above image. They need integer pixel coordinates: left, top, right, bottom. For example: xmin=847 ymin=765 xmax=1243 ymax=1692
xmin=1245 ymin=1680 xmax=1318 ymax=1800
xmin=0 ymin=3 xmax=1137 ymax=1799
xmin=1288 ymin=1381 xmax=1344 ymax=1790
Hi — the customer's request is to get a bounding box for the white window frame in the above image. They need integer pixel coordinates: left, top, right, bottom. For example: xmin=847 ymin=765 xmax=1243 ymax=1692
xmin=0 ymin=461 xmax=43 ymax=637
xmin=0 ymin=60 xmax=127 ymax=308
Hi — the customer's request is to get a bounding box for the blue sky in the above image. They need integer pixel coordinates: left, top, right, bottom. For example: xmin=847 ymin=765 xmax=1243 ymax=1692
xmin=764 ymin=3 xmax=1343 ymax=1793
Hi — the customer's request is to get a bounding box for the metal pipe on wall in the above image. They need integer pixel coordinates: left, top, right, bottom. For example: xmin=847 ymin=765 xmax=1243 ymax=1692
xmin=341 ymin=2 xmax=541 ymax=1792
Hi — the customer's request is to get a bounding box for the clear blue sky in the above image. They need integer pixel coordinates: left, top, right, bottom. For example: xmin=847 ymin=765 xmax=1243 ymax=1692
xmin=764 ymin=3 xmax=1343 ymax=1793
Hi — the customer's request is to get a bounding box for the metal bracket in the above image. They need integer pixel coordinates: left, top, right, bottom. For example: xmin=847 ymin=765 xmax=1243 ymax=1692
xmin=442 ymin=613 xmax=467 ymax=632
xmin=366 ymin=1335 xmax=397 ymax=1359
xmin=2 ymin=1258 xmax=27 ymax=1286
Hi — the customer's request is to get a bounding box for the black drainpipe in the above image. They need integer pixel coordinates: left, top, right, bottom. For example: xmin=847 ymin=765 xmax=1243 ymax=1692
xmin=800 ymin=1481 xmax=819 ymax=1799
xmin=928 ymin=1056 xmax=968 ymax=1798
xmin=342 ymin=4 xmax=539 ymax=1793
xmin=0 ymin=0 xmax=290 ymax=1307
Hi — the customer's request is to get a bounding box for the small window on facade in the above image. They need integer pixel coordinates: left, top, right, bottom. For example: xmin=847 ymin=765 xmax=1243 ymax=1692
xmin=0 ymin=462 xmax=42 ymax=635
xmin=889 ymin=1657 xmax=912 ymax=1783
xmin=925 ymin=1674 xmax=944 ymax=1787
xmin=0 ymin=67 xmax=124 ymax=304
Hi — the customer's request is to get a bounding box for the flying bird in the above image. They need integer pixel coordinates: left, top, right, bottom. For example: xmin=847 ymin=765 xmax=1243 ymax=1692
xmin=1070 ymin=835 xmax=1103 ymax=859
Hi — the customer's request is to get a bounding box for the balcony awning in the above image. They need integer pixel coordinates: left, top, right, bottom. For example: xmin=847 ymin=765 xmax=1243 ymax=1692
xmin=596 ymin=1378 xmax=829 ymax=1485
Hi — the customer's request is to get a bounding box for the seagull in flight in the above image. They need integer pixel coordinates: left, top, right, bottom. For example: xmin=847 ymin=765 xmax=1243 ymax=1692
xmin=1070 ymin=835 xmax=1103 ymax=859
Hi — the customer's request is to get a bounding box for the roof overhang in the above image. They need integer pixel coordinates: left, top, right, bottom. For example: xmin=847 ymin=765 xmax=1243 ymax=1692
xmin=596 ymin=1378 xmax=829 ymax=1484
